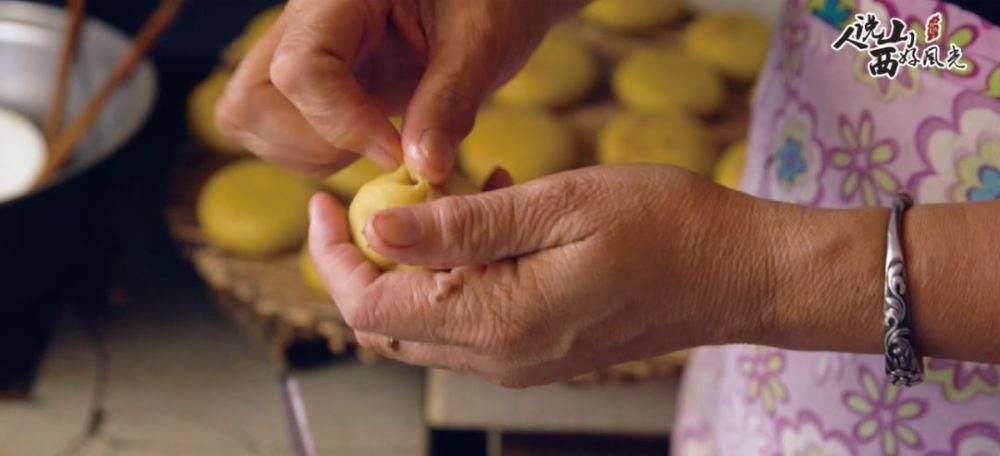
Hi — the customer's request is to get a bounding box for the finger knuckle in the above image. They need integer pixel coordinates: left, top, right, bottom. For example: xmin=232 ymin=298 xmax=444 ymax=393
xmin=432 ymin=84 xmax=478 ymax=131
xmin=533 ymin=177 xmax=585 ymax=219
xmin=434 ymin=196 xmax=480 ymax=252
xmin=213 ymin=93 xmax=249 ymax=139
xmin=269 ymin=50 xmax=306 ymax=96
xmin=340 ymin=296 xmax=380 ymax=333
xmin=339 ymin=304 xmax=369 ymax=331
xmin=527 ymin=175 xmax=598 ymax=241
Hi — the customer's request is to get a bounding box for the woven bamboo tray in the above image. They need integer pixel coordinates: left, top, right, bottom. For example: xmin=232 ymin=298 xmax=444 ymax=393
xmin=166 ymin=17 xmax=750 ymax=382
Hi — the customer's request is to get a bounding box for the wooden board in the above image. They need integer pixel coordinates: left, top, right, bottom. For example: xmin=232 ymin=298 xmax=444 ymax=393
xmin=426 ymin=369 xmax=678 ymax=435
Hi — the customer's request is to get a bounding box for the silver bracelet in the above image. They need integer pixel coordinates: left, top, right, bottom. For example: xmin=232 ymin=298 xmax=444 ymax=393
xmin=884 ymin=193 xmax=923 ymax=387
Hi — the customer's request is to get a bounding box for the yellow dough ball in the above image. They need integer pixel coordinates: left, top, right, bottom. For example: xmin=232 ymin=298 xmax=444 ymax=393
xmin=389 ymin=115 xmax=403 ymax=131
xmin=598 ymin=112 xmax=716 ymax=174
xmin=494 ymin=31 xmax=600 ymax=108
xmin=349 ymin=166 xmax=477 ymax=270
xmin=683 ymin=12 xmax=772 ymax=81
xmin=324 ymin=157 xmax=383 ymax=201
xmin=460 ymin=107 xmax=577 ymax=186
xmin=224 ymin=5 xmax=283 ymax=63
xmin=198 ymin=160 xmax=318 ymax=255
xmin=299 ymin=245 xmax=327 ymax=293
xmin=714 ymin=140 xmax=748 ymax=190
xmin=582 ymin=0 xmax=686 ymax=32
xmin=613 ymin=48 xmax=726 ymax=117
xmin=188 ymin=71 xmax=246 ymax=155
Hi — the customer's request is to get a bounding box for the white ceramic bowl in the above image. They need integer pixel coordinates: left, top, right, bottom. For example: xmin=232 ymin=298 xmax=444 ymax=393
xmin=0 ymin=0 xmax=157 ymax=203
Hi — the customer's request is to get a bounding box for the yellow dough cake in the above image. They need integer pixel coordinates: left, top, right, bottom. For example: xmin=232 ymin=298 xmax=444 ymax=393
xmin=598 ymin=111 xmax=716 ymax=175
xmin=683 ymin=12 xmax=772 ymax=81
xmin=188 ymin=71 xmax=246 ymax=155
xmin=582 ymin=0 xmax=686 ymax=32
xmin=493 ymin=31 xmax=600 ymax=108
xmin=460 ymin=106 xmax=577 ymax=186
xmin=198 ymin=160 xmax=317 ymax=256
xmin=613 ymin=47 xmax=726 ymax=116
xmin=714 ymin=139 xmax=748 ymax=190
xmin=299 ymin=245 xmax=327 ymax=293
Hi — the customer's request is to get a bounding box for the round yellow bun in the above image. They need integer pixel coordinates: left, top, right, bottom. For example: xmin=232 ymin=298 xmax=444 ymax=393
xmin=683 ymin=12 xmax=772 ymax=81
xmin=714 ymin=139 xmax=748 ymax=190
xmin=299 ymin=245 xmax=327 ymax=293
xmin=461 ymin=107 xmax=577 ymax=186
xmin=613 ymin=47 xmax=726 ymax=116
xmin=349 ymin=166 xmax=477 ymax=270
xmin=198 ymin=160 xmax=317 ymax=256
xmin=493 ymin=31 xmax=599 ymax=108
xmin=324 ymin=157 xmax=383 ymax=201
xmin=582 ymin=0 xmax=686 ymax=32
xmin=188 ymin=71 xmax=245 ymax=154
xmin=598 ymin=112 xmax=716 ymax=175
xmin=224 ymin=5 xmax=283 ymax=63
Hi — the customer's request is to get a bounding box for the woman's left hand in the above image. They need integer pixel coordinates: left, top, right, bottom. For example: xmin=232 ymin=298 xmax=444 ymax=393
xmin=309 ymin=164 xmax=779 ymax=386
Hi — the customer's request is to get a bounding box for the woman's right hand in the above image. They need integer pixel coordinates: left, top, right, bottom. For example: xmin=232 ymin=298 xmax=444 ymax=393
xmin=215 ymin=0 xmax=586 ymax=183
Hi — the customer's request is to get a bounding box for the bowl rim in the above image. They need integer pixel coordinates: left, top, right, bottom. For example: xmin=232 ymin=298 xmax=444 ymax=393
xmin=0 ymin=0 xmax=159 ymax=208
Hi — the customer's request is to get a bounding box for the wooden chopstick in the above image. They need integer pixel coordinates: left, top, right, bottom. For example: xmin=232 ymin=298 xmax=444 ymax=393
xmin=35 ymin=0 xmax=186 ymax=187
xmin=43 ymin=0 xmax=87 ymax=142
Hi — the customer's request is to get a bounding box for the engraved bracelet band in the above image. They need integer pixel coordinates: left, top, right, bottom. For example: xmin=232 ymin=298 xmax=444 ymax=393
xmin=884 ymin=192 xmax=923 ymax=387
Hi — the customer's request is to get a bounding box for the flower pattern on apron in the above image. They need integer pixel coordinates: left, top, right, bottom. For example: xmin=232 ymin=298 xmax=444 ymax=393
xmin=674 ymin=1 xmax=1000 ymax=454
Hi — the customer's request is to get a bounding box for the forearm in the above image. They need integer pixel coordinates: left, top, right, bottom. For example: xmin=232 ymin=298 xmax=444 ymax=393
xmin=767 ymin=200 xmax=1000 ymax=363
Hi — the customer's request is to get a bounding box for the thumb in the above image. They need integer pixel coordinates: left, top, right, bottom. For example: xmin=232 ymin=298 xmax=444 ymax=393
xmin=362 ymin=178 xmax=593 ymax=269
xmin=401 ymin=40 xmax=498 ymax=185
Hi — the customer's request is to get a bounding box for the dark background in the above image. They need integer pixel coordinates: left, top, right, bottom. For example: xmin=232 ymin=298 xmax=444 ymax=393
xmin=33 ymin=0 xmax=282 ymax=61
xmin=0 ymin=0 xmax=283 ymax=397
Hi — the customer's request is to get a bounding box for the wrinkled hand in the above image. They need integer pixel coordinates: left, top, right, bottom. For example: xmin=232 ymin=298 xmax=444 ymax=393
xmin=215 ymin=0 xmax=582 ymax=182
xmin=309 ymin=165 xmax=778 ymax=387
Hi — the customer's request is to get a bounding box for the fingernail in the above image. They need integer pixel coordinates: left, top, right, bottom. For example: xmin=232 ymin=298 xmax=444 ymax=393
xmin=371 ymin=208 xmax=423 ymax=248
xmin=309 ymin=193 xmax=329 ymax=222
xmin=409 ymin=129 xmax=455 ymax=178
xmin=369 ymin=144 xmax=401 ymax=171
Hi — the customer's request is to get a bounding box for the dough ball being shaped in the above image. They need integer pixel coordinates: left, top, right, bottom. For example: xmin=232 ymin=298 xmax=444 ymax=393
xmin=324 ymin=157 xmax=382 ymax=201
xmin=613 ymin=48 xmax=726 ymax=116
xmin=494 ymin=31 xmax=600 ymax=108
xmin=224 ymin=5 xmax=283 ymax=64
xmin=461 ymin=107 xmax=577 ymax=186
xmin=349 ymin=166 xmax=477 ymax=270
xmin=323 ymin=117 xmax=402 ymax=201
xmin=598 ymin=112 xmax=716 ymax=175
xmin=582 ymin=0 xmax=686 ymax=32
xmin=0 ymin=107 xmax=45 ymax=202
xmin=714 ymin=139 xmax=747 ymax=190
xmin=299 ymin=245 xmax=327 ymax=293
xmin=188 ymin=71 xmax=246 ymax=155
xmin=198 ymin=160 xmax=317 ymax=255
xmin=683 ymin=12 xmax=772 ymax=81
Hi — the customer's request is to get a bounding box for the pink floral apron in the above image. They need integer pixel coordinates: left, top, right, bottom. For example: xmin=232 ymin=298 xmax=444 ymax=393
xmin=673 ymin=0 xmax=1000 ymax=454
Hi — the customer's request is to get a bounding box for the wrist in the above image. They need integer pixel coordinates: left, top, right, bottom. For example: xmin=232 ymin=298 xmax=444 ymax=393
xmin=762 ymin=203 xmax=886 ymax=353
xmin=680 ymin=186 xmax=788 ymax=348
